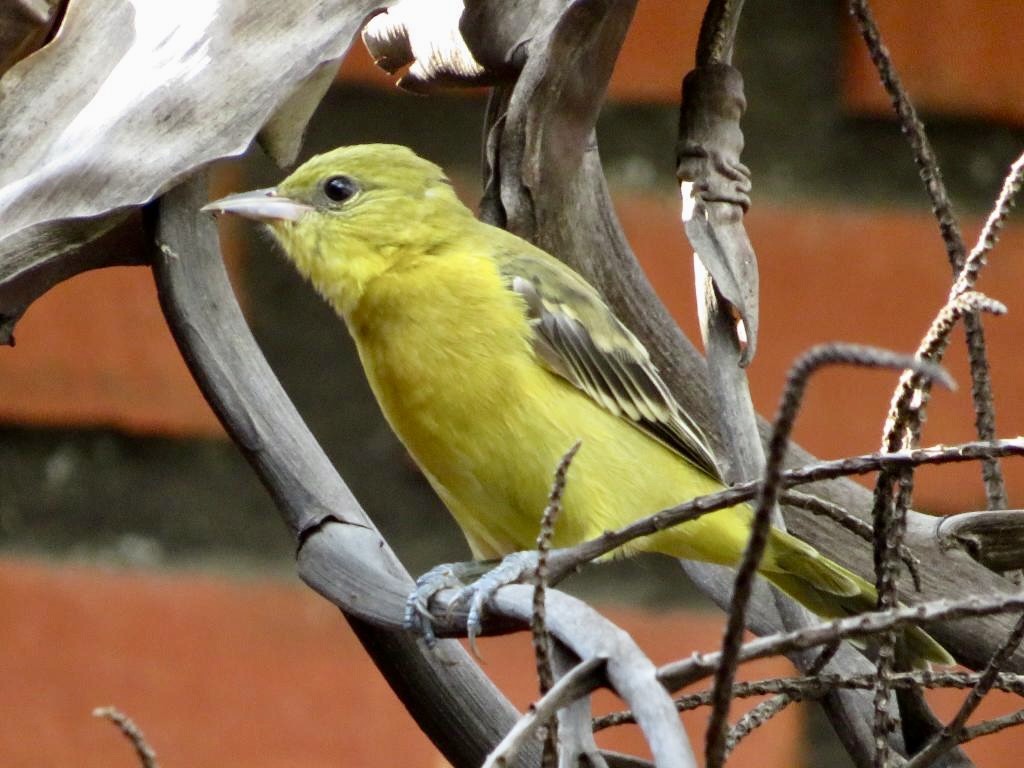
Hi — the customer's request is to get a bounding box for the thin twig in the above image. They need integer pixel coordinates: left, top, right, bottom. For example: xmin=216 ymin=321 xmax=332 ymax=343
xmin=782 ymin=490 xmax=921 ymax=590
xmin=848 ymin=0 xmax=964 ymax=267
xmin=882 ymin=293 xmax=1005 ymax=447
xmin=906 ymin=612 xmax=1024 ymax=768
xmin=659 ymin=592 xmax=1024 ymax=694
xmin=533 ymin=441 xmax=581 ymax=767
xmin=951 ymin=151 xmax=1024 ymax=298
xmin=872 ymin=292 xmax=1005 ymax=768
xmin=93 ymin=707 xmax=159 ymax=768
xmin=534 ymin=441 xmax=581 ymax=693
xmin=949 ymin=152 xmax=1024 ymax=510
xmin=483 ymin=657 xmax=607 ymax=768
xmin=544 ymin=438 xmax=1024 ymax=584
xmin=851 ymin=0 xmax=1009 ymax=515
xmin=593 ymin=669 xmax=1024 ymax=731
xmin=960 ymin=707 xmax=1024 ymax=743
xmin=723 ymin=641 xmax=845 ymax=756
xmin=725 ymin=694 xmax=794 ymax=755
xmin=963 ymin=315 xmax=1005 ymax=511
xmin=704 ymin=344 xmax=951 ymax=768
xmin=779 ymin=439 xmax=1024 ymax=491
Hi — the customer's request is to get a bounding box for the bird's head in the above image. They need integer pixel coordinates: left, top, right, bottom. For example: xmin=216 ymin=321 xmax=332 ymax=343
xmin=204 ymin=143 xmax=474 ymax=314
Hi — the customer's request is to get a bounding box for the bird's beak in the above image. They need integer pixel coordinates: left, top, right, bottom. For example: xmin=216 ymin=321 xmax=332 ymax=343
xmin=201 ymin=188 xmax=313 ymax=222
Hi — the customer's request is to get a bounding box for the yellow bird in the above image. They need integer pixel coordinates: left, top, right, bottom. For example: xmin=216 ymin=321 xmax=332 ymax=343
xmin=205 ymin=143 xmax=950 ymax=665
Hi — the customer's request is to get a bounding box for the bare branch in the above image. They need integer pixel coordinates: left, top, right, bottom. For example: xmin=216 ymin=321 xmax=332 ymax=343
xmin=725 ymin=694 xmax=794 ymax=756
xmin=725 ymin=641 xmax=841 ymax=756
xmin=706 ymin=343 xmax=950 ymax=768
xmin=534 ymin=441 xmax=581 ymax=697
xmin=873 ymin=291 xmax=1002 ymax=766
xmin=479 ymin=586 xmax=697 ymax=768
xmin=850 ymin=0 xmax=1008 ymax=518
xmin=906 ymin=612 xmax=1024 ymax=768
xmin=595 ymin=669 xmax=1024 ymax=731
xmin=362 ymin=0 xmax=489 ymax=92
xmin=959 ymin=708 xmax=1024 ymax=744
xmin=951 ymin=151 xmax=1024 ymax=299
xmin=938 ymin=511 xmax=1024 ymax=573
xmin=783 ymin=491 xmax=921 ymax=590
xmin=551 ymin=644 xmax=610 ymax=768
xmin=1 ymin=1 xmax=379 ymax=340
xmin=847 ymin=0 xmax=964 ymax=267
xmin=659 ymin=592 xmax=1024 ymax=693
xmin=695 ymin=0 xmax=746 ymax=66
xmin=882 ymin=293 xmax=1005 ymax=448
xmin=484 ymin=657 xmax=608 ymax=768
xmin=93 ymin=707 xmax=158 ymax=768
xmin=544 ymin=438 xmax=1024 ymax=589
xmin=533 ymin=441 xmax=581 ymax=765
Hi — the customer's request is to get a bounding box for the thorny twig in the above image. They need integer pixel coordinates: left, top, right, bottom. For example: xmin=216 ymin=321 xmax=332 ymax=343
xmin=93 ymin=707 xmax=159 ymax=768
xmin=839 ymin=10 xmax=1002 ymax=753
xmin=848 ymin=1 xmax=964 ymax=265
xmin=543 ymin=437 xmax=1024 ymax=586
xmin=781 ymin=490 xmax=921 ymax=591
xmin=960 ymin=708 xmax=1024 ymax=744
xmin=849 ymin=0 xmax=1006 ymax=517
xmin=724 ymin=694 xmax=792 ymax=755
xmin=873 ymin=297 xmax=1003 ymax=646
xmin=724 ymin=641 xmax=841 ymax=756
xmin=950 ymin=152 xmax=1024 ymax=298
xmin=872 ymin=295 xmax=1005 ymax=768
xmin=659 ymin=592 xmax=1024 ymax=693
xmin=906 ymin=612 xmax=1024 ymax=768
xmin=866 ymin=154 xmax=1021 ymax=763
xmin=533 ymin=441 xmax=581 ymax=766
xmin=593 ymin=668 xmax=1024 ymax=731
xmin=852 ymin=5 xmax=1024 ymax=547
xmin=704 ymin=344 xmax=951 ymax=768
xmin=950 ymin=151 xmax=1024 ymax=512
xmin=882 ymin=294 xmax=1005 ymax=449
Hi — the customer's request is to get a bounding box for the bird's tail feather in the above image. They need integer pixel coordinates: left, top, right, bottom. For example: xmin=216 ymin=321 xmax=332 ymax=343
xmin=763 ymin=529 xmax=953 ymax=667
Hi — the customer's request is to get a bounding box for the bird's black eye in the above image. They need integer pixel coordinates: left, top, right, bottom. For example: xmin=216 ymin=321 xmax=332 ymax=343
xmin=323 ymin=175 xmax=359 ymax=203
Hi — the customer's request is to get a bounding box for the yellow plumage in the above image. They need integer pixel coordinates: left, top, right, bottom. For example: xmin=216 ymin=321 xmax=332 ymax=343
xmin=205 ymin=143 xmax=951 ymax=665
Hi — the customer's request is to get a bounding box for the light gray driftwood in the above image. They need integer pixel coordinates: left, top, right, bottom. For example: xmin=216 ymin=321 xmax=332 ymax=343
xmin=0 ymin=0 xmax=61 ymax=77
xmin=0 ymin=0 xmax=380 ymax=343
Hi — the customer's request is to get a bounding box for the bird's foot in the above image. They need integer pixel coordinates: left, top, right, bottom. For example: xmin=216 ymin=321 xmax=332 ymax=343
xmin=404 ymin=562 xmax=474 ymax=647
xmin=458 ymin=551 xmax=539 ymax=655
xmin=405 ymin=559 xmax=510 ymax=646
xmin=405 ymin=552 xmax=540 ymax=652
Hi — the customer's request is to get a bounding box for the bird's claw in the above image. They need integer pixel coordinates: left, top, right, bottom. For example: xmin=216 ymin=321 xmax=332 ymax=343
xmin=404 ymin=563 xmax=467 ymax=647
xmin=405 ymin=553 xmax=540 ymax=654
xmin=459 ymin=551 xmax=539 ymax=656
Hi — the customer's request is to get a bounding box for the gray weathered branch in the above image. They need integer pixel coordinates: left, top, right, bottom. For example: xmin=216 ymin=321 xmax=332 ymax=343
xmin=938 ymin=511 xmax=1024 ymax=572
xmin=0 ymin=1 xmax=380 ymax=343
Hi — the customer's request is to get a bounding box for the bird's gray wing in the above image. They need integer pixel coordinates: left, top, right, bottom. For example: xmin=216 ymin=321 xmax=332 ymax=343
xmin=497 ymin=250 xmax=721 ymax=479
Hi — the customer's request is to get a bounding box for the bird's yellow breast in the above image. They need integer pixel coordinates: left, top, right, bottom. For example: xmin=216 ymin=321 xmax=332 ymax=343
xmin=345 ymin=248 xmax=738 ymax=561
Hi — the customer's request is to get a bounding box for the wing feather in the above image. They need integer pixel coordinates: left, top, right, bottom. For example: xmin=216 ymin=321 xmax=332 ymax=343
xmin=500 ymin=251 xmax=721 ymax=478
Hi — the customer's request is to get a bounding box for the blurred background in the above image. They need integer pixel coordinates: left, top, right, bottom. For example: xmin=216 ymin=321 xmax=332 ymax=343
xmin=2 ymin=1 xmax=1024 ymax=766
